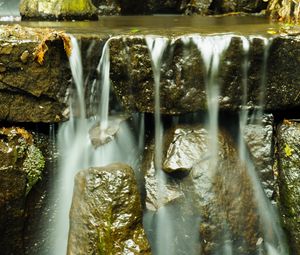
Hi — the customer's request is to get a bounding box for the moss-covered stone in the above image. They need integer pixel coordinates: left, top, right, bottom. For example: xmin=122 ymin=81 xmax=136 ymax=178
xmin=277 ymin=120 xmax=300 ymax=255
xmin=68 ymin=163 xmax=151 ymax=255
xmin=20 ymin=0 xmax=98 ymax=21
xmin=0 ymin=126 xmax=45 ymax=254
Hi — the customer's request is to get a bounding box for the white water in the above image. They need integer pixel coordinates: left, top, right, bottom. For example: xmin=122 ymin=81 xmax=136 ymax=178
xmin=238 ymin=37 xmax=289 ymax=255
xmin=192 ymin=35 xmax=232 ymax=174
xmin=146 ymin=36 xmax=174 ymax=255
xmin=50 ymin=34 xmax=289 ymax=255
xmin=51 ymin=36 xmax=141 ymax=255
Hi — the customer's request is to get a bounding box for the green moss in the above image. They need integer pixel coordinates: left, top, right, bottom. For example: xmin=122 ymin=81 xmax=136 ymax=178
xmin=60 ymin=0 xmax=97 ymax=14
xmin=97 ymin=209 xmax=114 ymax=255
xmin=23 ymin=144 xmax=45 ymax=194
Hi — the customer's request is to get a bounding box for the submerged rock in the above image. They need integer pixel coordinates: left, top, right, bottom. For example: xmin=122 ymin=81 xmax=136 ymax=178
xmin=0 ymin=127 xmax=45 ymax=255
xmin=243 ymin=114 xmax=276 ymax=200
xmin=277 ymin=120 xmax=300 ymax=255
xmin=68 ymin=163 xmax=151 ymax=255
xmin=142 ymin=124 xmax=265 ymax=254
xmin=20 ymin=0 xmax=98 ymax=20
xmin=89 ymin=115 xmax=128 ymax=148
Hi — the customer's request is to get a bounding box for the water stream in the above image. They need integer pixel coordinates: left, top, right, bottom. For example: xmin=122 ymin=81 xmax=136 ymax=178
xmin=51 ymin=33 xmax=289 ymax=255
xmin=52 ymin=37 xmax=141 ymax=255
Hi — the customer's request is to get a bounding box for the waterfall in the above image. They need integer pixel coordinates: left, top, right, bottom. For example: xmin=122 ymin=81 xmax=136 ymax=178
xmin=146 ymin=36 xmax=174 ymax=255
xmin=192 ymin=35 xmax=232 ymax=174
xmin=238 ymin=37 xmax=289 ymax=255
xmin=49 ymin=33 xmax=289 ymax=255
xmin=51 ymin=36 xmax=141 ymax=255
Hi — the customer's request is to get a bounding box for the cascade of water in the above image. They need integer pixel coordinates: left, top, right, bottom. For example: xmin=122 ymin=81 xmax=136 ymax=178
xmin=52 ymin=36 xmax=141 ymax=255
xmin=192 ymin=35 xmax=232 ymax=173
xmin=146 ymin=36 xmax=173 ymax=255
xmin=238 ymin=37 xmax=289 ymax=255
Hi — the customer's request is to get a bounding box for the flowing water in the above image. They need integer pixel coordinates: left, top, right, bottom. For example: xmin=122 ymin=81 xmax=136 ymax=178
xmin=50 ymin=32 xmax=289 ymax=255
xmin=51 ymin=37 xmax=141 ymax=255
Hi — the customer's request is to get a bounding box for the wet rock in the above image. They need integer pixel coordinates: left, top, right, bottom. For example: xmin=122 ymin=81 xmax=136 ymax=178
xmin=20 ymin=0 xmax=98 ymax=21
xmin=212 ymin=0 xmax=266 ymax=13
xmin=277 ymin=120 xmax=300 ymax=255
xmin=162 ymin=126 xmax=209 ymax=174
xmin=109 ymin=35 xmax=300 ymax=115
xmin=0 ymin=25 xmax=71 ymax=122
xmin=68 ymin=163 xmax=151 ymax=255
xmin=89 ymin=114 xmax=128 ymax=148
xmin=0 ymin=169 xmax=26 ymax=255
xmin=142 ymin=124 xmax=264 ymax=254
xmin=181 ymin=0 xmax=213 ymax=15
xmin=0 ymin=127 xmax=45 ymax=255
xmin=92 ymin=0 xmax=121 ymax=15
xmin=243 ymin=114 xmax=276 ymax=200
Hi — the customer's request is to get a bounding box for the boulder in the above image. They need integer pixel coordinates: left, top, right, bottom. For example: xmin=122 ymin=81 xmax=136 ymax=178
xmin=0 ymin=127 xmax=45 ymax=255
xmin=0 ymin=25 xmax=71 ymax=123
xmin=92 ymin=0 xmax=121 ymax=15
xmin=243 ymin=114 xmax=276 ymax=200
xmin=142 ymin=124 xmax=266 ymax=254
xmin=212 ymin=0 xmax=266 ymax=13
xmin=68 ymin=163 xmax=151 ymax=255
xmin=109 ymin=34 xmax=300 ymax=115
xmin=277 ymin=120 xmax=300 ymax=255
xmin=20 ymin=0 xmax=98 ymax=20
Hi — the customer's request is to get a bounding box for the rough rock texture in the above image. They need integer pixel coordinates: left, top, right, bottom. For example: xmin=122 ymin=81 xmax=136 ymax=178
xmin=109 ymin=35 xmax=300 ymax=115
xmin=277 ymin=120 xmax=300 ymax=255
xmin=68 ymin=163 xmax=151 ymax=255
xmin=142 ymin=125 xmax=266 ymax=255
xmin=0 ymin=25 xmax=71 ymax=123
xmin=243 ymin=114 xmax=276 ymax=200
xmin=20 ymin=0 xmax=98 ymax=20
xmin=92 ymin=0 xmax=121 ymax=15
xmin=0 ymin=127 xmax=45 ymax=255
xmin=211 ymin=0 xmax=266 ymax=13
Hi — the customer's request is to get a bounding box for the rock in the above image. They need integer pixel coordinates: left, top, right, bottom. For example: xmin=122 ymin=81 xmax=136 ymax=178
xmin=212 ymin=0 xmax=266 ymax=13
xmin=142 ymin=124 xmax=264 ymax=254
xmin=68 ymin=163 xmax=151 ymax=255
xmin=243 ymin=114 xmax=276 ymax=200
xmin=109 ymin=34 xmax=300 ymax=115
xmin=0 ymin=127 xmax=45 ymax=255
xmin=181 ymin=0 xmax=213 ymax=15
xmin=0 ymin=25 xmax=71 ymax=123
xmin=277 ymin=120 xmax=300 ymax=255
xmin=162 ymin=126 xmax=209 ymax=174
xmin=88 ymin=114 xmax=129 ymax=148
xmin=20 ymin=0 xmax=98 ymax=21
xmin=92 ymin=0 xmax=121 ymax=15
xmin=0 ymin=170 xmax=27 ymax=255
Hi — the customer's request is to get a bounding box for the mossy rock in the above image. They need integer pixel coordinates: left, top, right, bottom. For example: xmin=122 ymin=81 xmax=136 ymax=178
xmin=20 ymin=0 xmax=98 ymax=20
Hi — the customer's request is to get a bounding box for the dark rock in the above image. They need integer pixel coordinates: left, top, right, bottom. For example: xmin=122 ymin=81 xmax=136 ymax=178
xmin=20 ymin=0 xmax=98 ymax=21
xmin=92 ymin=0 xmax=121 ymax=15
xmin=277 ymin=120 xmax=300 ymax=255
xmin=211 ymin=0 xmax=266 ymax=13
xmin=243 ymin=114 xmax=276 ymax=200
xmin=142 ymin=124 xmax=264 ymax=254
xmin=266 ymin=36 xmax=300 ymax=111
xmin=68 ymin=163 xmax=151 ymax=255
xmin=0 ymin=169 xmax=26 ymax=255
xmin=0 ymin=25 xmax=71 ymax=123
xmin=0 ymin=127 xmax=45 ymax=255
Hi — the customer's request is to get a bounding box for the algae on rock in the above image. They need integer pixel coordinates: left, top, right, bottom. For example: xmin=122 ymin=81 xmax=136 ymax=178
xmin=20 ymin=0 xmax=97 ymax=20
